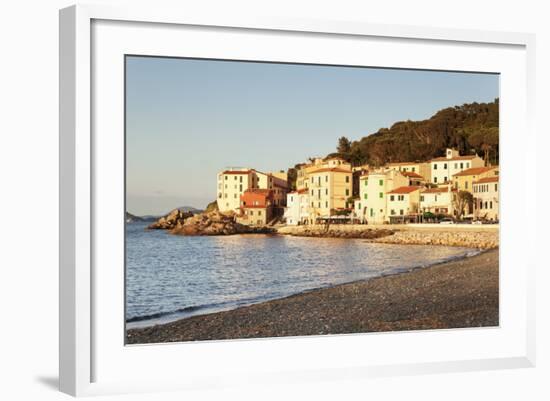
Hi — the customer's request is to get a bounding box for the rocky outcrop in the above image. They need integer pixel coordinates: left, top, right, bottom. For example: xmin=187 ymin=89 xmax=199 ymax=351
xmin=281 ymin=226 xmax=395 ymax=239
xmin=170 ymin=210 xmax=274 ymax=236
xmin=126 ymin=212 xmax=144 ymax=223
xmin=147 ymin=209 xmax=194 ymax=230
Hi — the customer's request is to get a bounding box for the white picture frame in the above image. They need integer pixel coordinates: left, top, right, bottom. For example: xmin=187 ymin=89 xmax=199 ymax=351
xmin=59 ymin=4 xmax=536 ymax=397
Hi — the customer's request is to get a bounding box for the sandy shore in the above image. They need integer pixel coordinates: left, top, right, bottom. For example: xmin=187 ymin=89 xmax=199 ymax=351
xmin=126 ymin=249 xmax=499 ymax=344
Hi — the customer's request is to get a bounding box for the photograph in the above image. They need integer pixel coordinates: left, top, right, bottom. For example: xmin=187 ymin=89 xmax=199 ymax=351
xmin=124 ymin=56 xmax=500 ymax=345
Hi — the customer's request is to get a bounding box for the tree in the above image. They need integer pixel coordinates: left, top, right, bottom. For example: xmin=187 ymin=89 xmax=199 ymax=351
xmin=337 ymin=136 xmax=352 ymax=155
xmin=453 ymin=191 xmax=473 ymax=220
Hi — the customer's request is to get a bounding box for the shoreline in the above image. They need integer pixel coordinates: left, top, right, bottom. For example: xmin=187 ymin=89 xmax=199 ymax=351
xmin=126 ymin=248 xmax=498 ymax=344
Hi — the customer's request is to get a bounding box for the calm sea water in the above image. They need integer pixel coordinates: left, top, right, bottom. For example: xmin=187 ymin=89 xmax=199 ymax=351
xmin=126 ymin=222 xmax=479 ymax=328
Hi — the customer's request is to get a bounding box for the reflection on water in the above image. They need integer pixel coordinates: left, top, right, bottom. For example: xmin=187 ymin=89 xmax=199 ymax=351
xmin=126 ymin=222 xmax=479 ymax=328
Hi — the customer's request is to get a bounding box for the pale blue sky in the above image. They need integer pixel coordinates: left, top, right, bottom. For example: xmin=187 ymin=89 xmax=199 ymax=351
xmin=126 ymin=56 xmax=499 ymax=216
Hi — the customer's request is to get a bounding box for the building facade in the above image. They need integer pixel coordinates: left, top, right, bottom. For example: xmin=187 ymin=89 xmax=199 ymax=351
xmin=283 ymin=189 xmax=309 ymax=225
xmin=307 ymin=167 xmax=353 ymax=220
xmin=357 ymin=169 xmax=409 ymax=224
xmin=387 ymin=186 xmax=421 ymax=219
xmin=296 ymin=157 xmax=351 ymax=191
xmin=386 ymin=161 xmax=431 ymax=182
xmin=452 ymin=166 xmax=498 ymax=192
xmin=430 ymin=148 xmax=484 ymax=185
xmin=473 ymin=176 xmax=499 ymax=221
xmin=217 ymin=168 xmax=288 ymax=213
xmin=419 ymin=186 xmax=456 ymax=216
xmin=236 ymin=189 xmax=274 ymax=226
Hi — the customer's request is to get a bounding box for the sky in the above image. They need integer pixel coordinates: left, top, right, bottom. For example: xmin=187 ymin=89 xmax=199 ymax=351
xmin=126 ymin=56 xmax=499 ymax=216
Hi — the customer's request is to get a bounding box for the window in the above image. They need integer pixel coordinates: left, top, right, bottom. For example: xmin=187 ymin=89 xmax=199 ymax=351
xmin=311 ymin=190 xmax=314 ymax=196
xmin=465 ymin=182 xmax=468 ymax=189
xmin=398 ymin=195 xmax=404 ymax=201
xmin=239 ymin=176 xmax=243 ymax=183
xmin=318 ymin=177 xmax=321 ymax=185
xmin=218 ymin=193 xmax=222 ymax=198
xmin=434 ymin=177 xmax=438 ymax=183
xmin=258 ymin=210 xmax=262 ymax=216
xmin=364 ymin=179 xmax=368 ymax=186
xmin=290 ymin=196 xmax=293 ymax=202
xmin=379 ymin=179 xmax=383 ymax=186
xmin=234 ymin=194 xmax=237 ymax=198
xmin=370 ymin=208 xmax=374 ymax=217
xmin=325 ymin=189 xmax=328 ymax=196
xmin=444 ymin=176 xmax=447 ymax=182
xmin=364 ymin=193 xmax=368 ymax=200
xmin=400 ymin=209 xmax=404 ymax=215
xmin=225 ymin=176 xmax=228 ymax=180
xmin=325 ymin=201 xmax=328 ymax=208
xmin=490 ymin=201 xmax=493 ymax=209
xmin=234 ymin=176 xmax=237 ymax=180
xmin=224 ymin=193 xmax=228 ymax=198
xmin=412 ymin=167 xmax=416 ymax=172
xmin=325 ymin=175 xmax=328 ymax=182
xmin=379 ymin=192 xmax=383 ymax=198
xmin=249 ymin=210 xmax=254 ymax=216
xmin=318 ymin=202 xmax=321 ymax=208
xmin=391 ymin=209 xmax=395 ymax=215
xmin=390 ymin=195 xmax=395 ymax=201
xmin=239 ymin=184 xmax=242 ymax=192
xmin=495 ymin=184 xmax=498 ymax=192
xmin=345 ymin=176 xmax=350 ymax=183
xmin=460 ymin=163 xmax=463 ymax=169
xmin=420 ymin=195 xmax=425 ymax=202
xmin=311 ymin=177 xmax=314 ymax=183
xmin=444 ymin=163 xmax=447 ymax=170
xmin=466 ymin=162 xmax=470 ymax=168
xmin=358 ymin=203 xmax=361 ymax=210
xmin=345 ymin=189 xmax=349 ymax=196
xmin=311 ymin=202 xmax=314 ymax=207
xmin=434 ymin=164 xmax=438 ymax=170
xmin=454 ymin=163 xmax=458 ymax=169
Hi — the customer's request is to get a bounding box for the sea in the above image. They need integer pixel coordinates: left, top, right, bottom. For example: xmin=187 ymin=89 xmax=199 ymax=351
xmin=126 ymin=221 xmax=479 ymax=328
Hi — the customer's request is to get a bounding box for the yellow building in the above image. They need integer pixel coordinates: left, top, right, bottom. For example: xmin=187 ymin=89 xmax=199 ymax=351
xmin=296 ymin=157 xmax=351 ymax=191
xmin=217 ymin=168 xmax=288 ymax=213
xmin=307 ymin=167 xmax=352 ymax=221
xmin=452 ymin=166 xmax=498 ymax=192
xmin=420 ymin=186 xmax=456 ymax=216
xmin=357 ymin=169 xmax=409 ymax=224
xmin=386 ymin=161 xmax=431 ymax=182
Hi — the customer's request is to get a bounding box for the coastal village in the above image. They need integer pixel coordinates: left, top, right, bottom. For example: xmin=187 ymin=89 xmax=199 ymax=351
xmin=216 ymin=148 xmax=499 ymax=227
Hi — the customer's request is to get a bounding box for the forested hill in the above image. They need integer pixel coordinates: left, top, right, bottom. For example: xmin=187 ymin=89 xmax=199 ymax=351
xmin=331 ymin=99 xmax=499 ymax=167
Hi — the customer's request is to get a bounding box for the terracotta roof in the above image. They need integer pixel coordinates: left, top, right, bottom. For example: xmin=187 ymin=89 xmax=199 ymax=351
xmin=401 ymin=171 xmax=424 ymax=178
xmin=387 ymin=186 xmax=421 ymax=195
xmin=222 ymin=169 xmax=252 ymax=175
xmin=452 ymin=166 xmax=496 ymax=177
xmin=474 ymin=176 xmax=499 ymax=184
xmin=287 ymin=188 xmax=308 ymax=195
xmin=310 ymin=167 xmax=351 ymax=174
xmin=421 ymin=187 xmax=455 ymax=194
xmin=431 ymin=155 xmax=478 ymax=162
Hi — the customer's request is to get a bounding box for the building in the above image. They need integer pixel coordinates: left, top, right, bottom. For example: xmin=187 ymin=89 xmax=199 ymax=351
xmin=386 ymin=161 xmax=431 ymax=182
xmin=283 ymin=188 xmax=309 ymax=225
xmin=419 ymin=186 xmax=456 ymax=216
xmin=386 ymin=186 xmax=421 ymax=221
xmin=452 ymin=166 xmax=498 ymax=192
xmin=473 ymin=176 xmax=499 ymax=221
xmin=357 ymin=169 xmax=409 ymax=224
xmin=430 ymin=148 xmax=484 ymax=185
xmin=401 ymin=171 xmax=426 ymax=186
xmin=307 ymin=166 xmax=353 ymax=221
xmin=296 ymin=157 xmax=351 ymax=191
xmin=236 ymin=189 xmax=274 ymax=226
xmin=217 ymin=168 xmax=288 ymax=213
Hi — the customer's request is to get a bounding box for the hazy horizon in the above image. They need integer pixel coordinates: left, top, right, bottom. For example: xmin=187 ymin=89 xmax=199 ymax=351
xmin=126 ymin=56 xmax=499 ymax=216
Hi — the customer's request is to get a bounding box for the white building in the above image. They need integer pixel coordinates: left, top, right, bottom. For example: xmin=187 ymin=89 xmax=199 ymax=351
xmin=387 ymin=186 xmax=421 ymax=219
xmin=357 ymin=169 xmax=409 ymax=224
xmin=473 ymin=176 xmax=499 ymax=221
xmin=420 ymin=186 xmax=456 ymax=216
xmin=429 ymin=148 xmax=484 ymax=185
xmin=284 ymin=189 xmax=310 ymax=225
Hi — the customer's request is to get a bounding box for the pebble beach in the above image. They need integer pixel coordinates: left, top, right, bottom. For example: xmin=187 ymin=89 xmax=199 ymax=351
xmin=126 ymin=248 xmax=499 ymax=344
